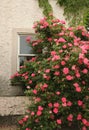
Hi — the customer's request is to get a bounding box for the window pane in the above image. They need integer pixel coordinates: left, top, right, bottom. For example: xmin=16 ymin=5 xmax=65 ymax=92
xmin=19 ymin=34 xmax=35 ymax=54
xmin=19 ymin=56 xmax=35 ymax=66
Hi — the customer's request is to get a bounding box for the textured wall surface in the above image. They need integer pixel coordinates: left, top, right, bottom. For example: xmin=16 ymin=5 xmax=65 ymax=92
xmin=0 ymin=0 xmax=65 ymax=96
xmin=0 ymin=96 xmax=30 ymax=116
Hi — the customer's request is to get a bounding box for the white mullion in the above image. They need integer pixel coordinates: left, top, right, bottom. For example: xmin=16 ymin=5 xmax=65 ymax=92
xmin=19 ymin=54 xmax=36 ymax=56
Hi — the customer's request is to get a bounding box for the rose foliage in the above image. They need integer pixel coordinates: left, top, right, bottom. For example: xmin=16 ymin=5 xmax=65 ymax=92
xmin=11 ymin=16 xmax=89 ymax=130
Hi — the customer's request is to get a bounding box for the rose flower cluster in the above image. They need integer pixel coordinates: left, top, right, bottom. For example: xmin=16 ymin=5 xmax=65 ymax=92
xmin=11 ymin=16 xmax=89 ymax=130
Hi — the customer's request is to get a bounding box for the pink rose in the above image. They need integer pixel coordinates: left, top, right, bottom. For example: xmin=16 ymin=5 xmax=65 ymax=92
xmin=63 ymin=67 xmax=69 ymax=75
xmin=69 ymin=32 xmax=74 ymax=37
xmin=56 ymin=91 xmax=60 ymax=95
xmin=43 ymin=83 xmax=48 ymax=88
xmin=61 ymin=97 xmax=67 ymax=103
xmin=31 ymin=111 xmax=35 ymax=116
xmin=67 ymin=114 xmax=73 ymax=121
xmin=29 ymin=80 xmax=32 ymax=84
xmin=45 ymin=69 xmax=50 ymax=73
xmin=68 ymin=27 xmax=73 ymax=31
xmin=47 ymin=38 xmax=52 ymax=42
xmin=26 ymin=36 xmax=31 ymax=43
xmin=48 ymin=103 xmax=53 ymax=108
xmin=52 ymin=55 xmax=60 ymax=61
xmin=73 ymin=83 xmax=79 ymax=87
xmin=35 ymin=97 xmax=41 ymax=102
xmin=18 ymin=120 xmax=23 ymax=125
xmin=33 ymin=22 xmax=38 ymax=28
xmin=61 ymin=61 xmax=66 ymax=65
xmin=38 ymin=106 xmax=43 ymax=111
xmin=82 ymin=126 xmax=87 ymax=130
xmin=77 ymin=114 xmax=82 ymax=120
xmin=53 ymin=65 xmax=60 ymax=69
xmin=82 ymin=119 xmax=88 ymax=125
xmin=41 ymin=83 xmax=48 ymax=91
xmin=37 ymin=110 xmax=42 ymax=116
xmin=23 ymin=117 xmax=28 ymax=122
xmin=26 ymin=128 xmax=31 ymax=130
xmin=60 ymin=20 xmax=66 ymax=24
xmin=59 ymin=49 xmax=63 ymax=53
xmin=62 ymin=102 xmax=67 ymax=107
xmin=53 ymin=102 xmax=60 ymax=108
xmin=83 ymin=58 xmax=89 ymax=65
xmin=79 ymin=53 xmax=84 ymax=59
xmin=71 ymin=65 xmax=76 ymax=70
xmin=77 ymin=100 xmax=83 ymax=106
xmin=65 ymin=55 xmax=70 ymax=61
xmin=58 ymin=37 xmax=66 ymax=43
xmin=75 ymin=72 xmax=80 ymax=78
xmin=82 ymin=81 xmax=86 ymax=85
xmin=68 ymin=43 xmax=73 ymax=47
xmin=67 ymin=101 xmax=72 ymax=107
xmin=51 ymin=51 xmax=56 ymax=56
xmin=66 ymin=75 xmax=73 ymax=80
xmin=31 ymin=73 xmax=35 ymax=77
xmin=58 ymin=32 xmax=64 ymax=36
xmin=53 ymin=108 xmax=58 ymax=114
xmin=62 ymin=45 xmax=67 ymax=49
xmin=75 ymin=87 xmax=81 ymax=92
xmin=54 ymin=71 xmax=60 ymax=76
xmin=43 ymin=74 xmax=50 ymax=80
xmin=33 ymin=89 xmax=37 ymax=94
xmin=24 ymin=75 xmax=28 ymax=79
xmin=56 ymin=119 xmax=62 ymax=124
xmin=82 ymin=69 xmax=88 ymax=74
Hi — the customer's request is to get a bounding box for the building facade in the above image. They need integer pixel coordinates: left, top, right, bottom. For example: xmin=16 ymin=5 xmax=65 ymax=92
xmin=0 ymin=0 xmax=65 ymax=96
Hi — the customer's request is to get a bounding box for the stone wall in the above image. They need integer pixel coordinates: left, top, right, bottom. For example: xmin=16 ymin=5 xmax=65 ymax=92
xmin=0 ymin=96 xmax=30 ymax=130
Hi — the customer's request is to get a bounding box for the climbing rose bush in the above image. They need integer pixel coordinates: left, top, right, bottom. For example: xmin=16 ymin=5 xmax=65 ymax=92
xmin=11 ymin=16 xmax=89 ymax=130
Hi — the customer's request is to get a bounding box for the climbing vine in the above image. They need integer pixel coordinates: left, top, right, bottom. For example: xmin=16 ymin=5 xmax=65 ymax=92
xmin=57 ymin=0 xmax=89 ymax=26
xmin=83 ymin=9 xmax=89 ymax=30
xmin=38 ymin=0 xmax=53 ymax=17
xmin=38 ymin=0 xmax=89 ymax=26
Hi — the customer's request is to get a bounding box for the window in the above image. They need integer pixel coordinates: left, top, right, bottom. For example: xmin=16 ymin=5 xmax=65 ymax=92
xmin=17 ymin=34 xmax=35 ymax=70
xmin=11 ymin=29 xmax=35 ymax=74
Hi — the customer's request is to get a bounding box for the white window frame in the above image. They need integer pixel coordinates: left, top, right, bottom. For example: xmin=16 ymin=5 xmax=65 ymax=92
xmin=11 ymin=28 xmax=35 ymax=75
xmin=17 ymin=34 xmax=36 ymax=71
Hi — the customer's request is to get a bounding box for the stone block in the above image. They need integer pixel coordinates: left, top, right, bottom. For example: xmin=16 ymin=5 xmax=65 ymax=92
xmin=0 ymin=96 xmax=30 ymax=116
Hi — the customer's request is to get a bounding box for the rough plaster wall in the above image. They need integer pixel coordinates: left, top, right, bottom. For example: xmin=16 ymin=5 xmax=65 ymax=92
xmin=0 ymin=0 xmax=65 ymax=96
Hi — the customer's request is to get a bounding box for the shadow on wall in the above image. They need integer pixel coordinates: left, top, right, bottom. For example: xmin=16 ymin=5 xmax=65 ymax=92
xmin=0 ymin=76 xmax=24 ymax=96
xmin=0 ymin=115 xmax=19 ymax=130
